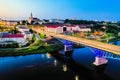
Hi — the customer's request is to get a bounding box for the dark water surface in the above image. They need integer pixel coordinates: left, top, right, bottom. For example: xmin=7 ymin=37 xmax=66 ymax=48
xmin=0 ymin=47 xmax=120 ymax=80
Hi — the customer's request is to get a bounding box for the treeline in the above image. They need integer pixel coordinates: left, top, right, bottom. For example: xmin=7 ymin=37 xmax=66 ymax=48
xmin=64 ymin=19 xmax=97 ymax=25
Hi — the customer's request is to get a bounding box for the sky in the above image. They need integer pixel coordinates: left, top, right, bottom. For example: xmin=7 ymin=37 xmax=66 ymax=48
xmin=0 ymin=0 xmax=120 ymax=21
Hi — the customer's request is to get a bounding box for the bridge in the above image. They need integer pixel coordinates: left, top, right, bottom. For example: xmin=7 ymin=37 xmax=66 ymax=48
xmin=32 ymin=27 xmax=120 ymax=66
xmin=32 ymin=28 xmax=120 ymax=55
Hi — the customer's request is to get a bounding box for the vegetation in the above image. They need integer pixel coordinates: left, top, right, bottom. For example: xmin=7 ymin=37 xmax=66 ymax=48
xmin=39 ymin=33 xmax=46 ymax=39
xmin=31 ymin=34 xmax=36 ymax=43
xmin=0 ymin=26 xmax=14 ymax=32
xmin=64 ymin=19 xmax=97 ymax=25
xmin=0 ymin=42 xmax=19 ymax=48
xmin=0 ymin=37 xmax=62 ymax=57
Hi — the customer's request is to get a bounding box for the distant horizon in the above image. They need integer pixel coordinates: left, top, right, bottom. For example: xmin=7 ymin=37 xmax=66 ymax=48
xmin=0 ymin=0 xmax=120 ymax=21
xmin=0 ymin=16 xmax=119 ymax=22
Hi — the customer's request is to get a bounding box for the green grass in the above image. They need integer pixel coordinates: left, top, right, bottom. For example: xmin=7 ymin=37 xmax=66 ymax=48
xmin=0 ymin=39 xmax=55 ymax=57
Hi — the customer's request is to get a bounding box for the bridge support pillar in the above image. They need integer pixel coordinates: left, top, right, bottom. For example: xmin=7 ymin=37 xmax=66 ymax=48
xmin=93 ymin=56 xmax=108 ymax=66
xmin=93 ymin=48 xmax=108 ymax=66
xmin=64 ymin=45 xmax=73 ymax=52
xmin=64 ymin=40 xmax=73 ymax=52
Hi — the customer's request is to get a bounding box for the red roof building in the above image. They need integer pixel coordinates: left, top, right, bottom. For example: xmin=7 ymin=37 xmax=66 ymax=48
xmin=2 ymin=34 xmax=24 ymax=38
xmin=45 ymin=25 xmax=63 ymax=33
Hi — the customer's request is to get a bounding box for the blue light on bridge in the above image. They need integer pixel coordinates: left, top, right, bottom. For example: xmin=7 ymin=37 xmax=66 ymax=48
xmin=93 ymin=48 xmax=105 ymax=58
xmin=63 ymin=40 xmax=73 ymax=45
xmin=64 ymin=40 xmax=74 ymax=52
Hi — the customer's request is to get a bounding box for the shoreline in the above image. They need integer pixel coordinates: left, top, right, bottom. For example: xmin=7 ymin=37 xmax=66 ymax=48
xmin=0 ymin=38 xmax=64 ymax=57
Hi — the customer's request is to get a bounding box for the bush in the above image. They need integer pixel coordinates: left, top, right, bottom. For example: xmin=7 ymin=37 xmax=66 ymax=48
xmin=31 ymin=35 xmax=36 ymax=43
xmin=12 ymin=42 xmax=19 ymax=48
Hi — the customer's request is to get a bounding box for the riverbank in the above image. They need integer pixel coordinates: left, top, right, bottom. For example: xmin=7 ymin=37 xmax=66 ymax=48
xmin=0 ymin=38 xmax=64 ymax=57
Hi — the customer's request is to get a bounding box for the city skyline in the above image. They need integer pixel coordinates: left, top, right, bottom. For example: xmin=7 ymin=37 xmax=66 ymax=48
xmin=0 ymin=0 xmax=120 ymax=21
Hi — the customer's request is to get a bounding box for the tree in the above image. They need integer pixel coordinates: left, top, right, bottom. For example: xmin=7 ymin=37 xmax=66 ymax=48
xmin=29 ymin=29 xmax=33 ymax=33
xmin=64 ymin=19 xmax=70 ymax=23
xmin=12 ymin=42 xmax=19 ymax=48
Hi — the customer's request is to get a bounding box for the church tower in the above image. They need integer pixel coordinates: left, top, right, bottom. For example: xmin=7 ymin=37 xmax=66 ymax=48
xmin=30 ymin=13 xmax=33 ymax=20
xmin=28 ymin=13 xmax=33 ymax=24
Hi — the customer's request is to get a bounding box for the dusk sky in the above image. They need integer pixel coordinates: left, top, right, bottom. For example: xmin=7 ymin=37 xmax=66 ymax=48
xmin=0 ymin=0 xmax=120 ymax=21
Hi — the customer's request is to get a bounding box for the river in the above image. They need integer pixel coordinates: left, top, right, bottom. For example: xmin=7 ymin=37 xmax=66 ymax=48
xmin=0 ymin=43 xmax=120 ymax=80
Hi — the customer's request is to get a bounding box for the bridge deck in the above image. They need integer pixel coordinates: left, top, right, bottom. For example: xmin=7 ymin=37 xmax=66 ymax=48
xmin=33 ymin=28 xmax=120 ymax=55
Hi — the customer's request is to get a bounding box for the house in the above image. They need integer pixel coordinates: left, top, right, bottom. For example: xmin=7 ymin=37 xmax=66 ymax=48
xmin=49 ymin=19 xmax=64 ymax=23
xmin=0 ymin=20 xmax=17 ymax=27
xmin=1 ymin=34 xmax=26 ymax=45
xmin=17 ymin=26 xmax=29 ymax=33
xmin=78 ymin=25 xmax=91 ymax=32
xmin=6 ymin=20 xmax=18 ymax=27
xmin=45 ymin=24 xmax=91 ymax=34
xmin=22 ymin=31 xmax=33 ymax=40
xmin=45 ymin=25 xmax=63 ymax=33
xmin=63 ymin=25 xmax=91 ymax=32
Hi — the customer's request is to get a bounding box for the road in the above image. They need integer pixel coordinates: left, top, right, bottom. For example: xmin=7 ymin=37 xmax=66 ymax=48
xmin=32 ymin=28 xmax=120 ymax=55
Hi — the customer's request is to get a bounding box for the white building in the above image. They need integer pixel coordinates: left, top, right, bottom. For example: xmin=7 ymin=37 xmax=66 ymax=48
xmin=63 ymin=25 xmax=91 ymax=32
xmin=49 ymin=19 xmax=58 ymax=23
xmin=78 ymin=25 xmax=91 ymax=32
xmin=49 ymin=19 xmax=64 ymax=23
xmin=22 ymin=31 xmax=33 ymax=40
xmin=45 ymin=25 xmax=63 ymax=33
xmin=6 ymin=20 xmax=18 ymax=27
xmin=16 ymin=25 xmax=29 ymax=33
xmin=1 ymin=34 xmax=26 ymax=44
xmin=45 ymin=25 xmax=91 ymax=34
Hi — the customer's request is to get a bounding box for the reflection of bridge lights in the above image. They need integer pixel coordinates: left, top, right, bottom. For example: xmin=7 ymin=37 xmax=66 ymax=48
xmin=63 ymin=64 xmax=67 ymax=72
xmin=75 ymin=75 xmax=79 ymax=80
xmin=58 ymin=51 xmax=62 ymax=54
xmin=41 ymin=54 xmax=45 ymax=59
xmin=54 ymin=60 xmax=57 ymax=67
xmin=46 ymin=53 xmax=51 ymax=59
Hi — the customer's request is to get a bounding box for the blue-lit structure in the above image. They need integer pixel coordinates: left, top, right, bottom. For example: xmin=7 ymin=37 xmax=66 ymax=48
xmin=93 ymin=48 xmax=105 ymax=58
xmin=63 ymin=40 xmax=73 ymax=52
xmin=92 ymin=48 xmax=108 ymax=66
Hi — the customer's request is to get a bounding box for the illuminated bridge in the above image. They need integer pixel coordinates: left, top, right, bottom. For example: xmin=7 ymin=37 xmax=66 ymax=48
xmin=32 ymin=28 xmax=120 ymax=66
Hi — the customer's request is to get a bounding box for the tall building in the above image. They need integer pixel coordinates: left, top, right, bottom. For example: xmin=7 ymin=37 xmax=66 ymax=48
xmin=28 ymin=13 xmax=33 ymax=24
xmin=28 ymin=13 xmax=40 ymax=24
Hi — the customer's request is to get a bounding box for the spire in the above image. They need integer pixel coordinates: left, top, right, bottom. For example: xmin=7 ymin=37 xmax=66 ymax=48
xmin=30 ymin=13 xmax=33 ymax=19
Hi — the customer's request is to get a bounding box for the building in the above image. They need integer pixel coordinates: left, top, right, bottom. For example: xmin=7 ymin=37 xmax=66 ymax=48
xmin=63 ymin=25 xmax=91 ymax=32
xmin=28 ymin=13 xmax=41 ymax=24
xmin=22 ymin=31 xmax=33 ymax=40
xmin=45 ymin=25 xmax=63 ymax=33
xmin=16 ymin=25 xmax=29 ymax=33
xmin=6 ymin=20 xmax=18 ymax=27
xmin=1 ymin=34 xmax=26 ymax=44
xmin=49 ymin=19 xmax=64 ymax=23
xmin=45 ymin=24 xmax=91 ymax=34
xmin=78 ymin=25 xmax=91 ymax=32
xmin=0 ymin=20 xmax=17 ymax=27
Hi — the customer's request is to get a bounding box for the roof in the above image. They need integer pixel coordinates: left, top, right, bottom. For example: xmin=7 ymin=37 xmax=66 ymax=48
xmin=2 ymin=34 xmax=24 ymax=38
xmin=24 ymin=31 xmax=31 ymax=34
xmin=18 ymin=27 xmax=28 ymax=29
xmin=47 ymin=25 xmax=61 ymax=28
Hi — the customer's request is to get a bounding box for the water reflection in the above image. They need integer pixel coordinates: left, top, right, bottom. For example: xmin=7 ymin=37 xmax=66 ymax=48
xmin=75 ymin=75 xmax=79 ymax=80
xmin=51 ymin=51 xmax=113 ymax=80
xmin=63 ymin=64 xmax=67 ymax=72
xmin=46 ymin=52 xmax=51 ymax=59
xmin=54 ymin=60 xmax=57 ymax=67
xmin=0 ymin=47 xmax=120 ymax=80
